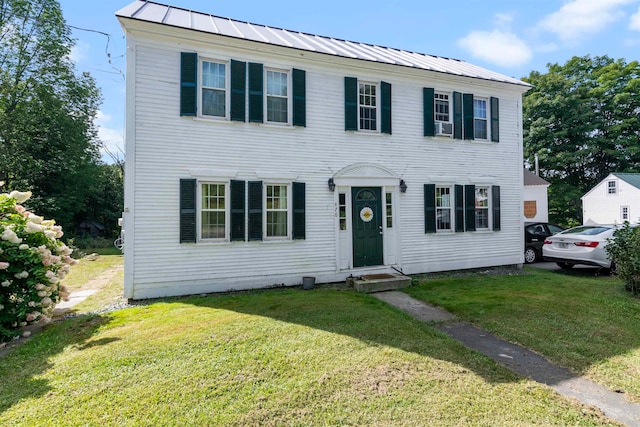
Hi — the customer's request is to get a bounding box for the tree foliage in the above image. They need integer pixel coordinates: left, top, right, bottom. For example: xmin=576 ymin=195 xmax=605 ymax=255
xmin=523 ymin=55 xmax=640 ymax=226
xmin=0 ymin=0 xmax=121 ymax=237
xmin=606 ymin=223 xmax=640 ymax=295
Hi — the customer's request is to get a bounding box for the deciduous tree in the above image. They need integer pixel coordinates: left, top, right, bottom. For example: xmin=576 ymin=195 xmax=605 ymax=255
xmin=0 ymin=0 xmax=108 ymax=234
xmin=523 ymin=55 xmax=640 ymax=225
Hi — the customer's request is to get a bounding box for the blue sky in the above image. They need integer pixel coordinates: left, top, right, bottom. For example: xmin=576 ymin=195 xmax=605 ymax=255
xmin=57 ymin=0 xmax=640 ymax=161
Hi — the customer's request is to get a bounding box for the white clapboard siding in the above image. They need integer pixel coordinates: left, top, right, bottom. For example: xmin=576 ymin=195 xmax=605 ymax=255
xmin=122 ymin=21 xmax=527 ymax=299
xmin=582 ymin=174 xmax=640 ymax=225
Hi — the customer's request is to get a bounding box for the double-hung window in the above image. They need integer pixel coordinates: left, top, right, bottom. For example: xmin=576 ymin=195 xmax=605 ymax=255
xmin=434 ymin=93 xmax=450 ymax=123
xmin=201 ymin=61 xmax=227 ymax=118
xmin=622 ymin=206 xmax=630 ymax=222
xmin=474 ymin=98 xmax=488 ymax=140
xmin=436 ymin=186 xmax=452 ymax=231
xmin=359 ymin=82 xmax=377 ymax=131
xmin=266 ymin=184 xmax=288 ymax=238
xmin=608 ymin=180 xmax=617 ymax=194
xmin=266 ymin=70 xmax=289 ymax=123
xmin=201 ymin=183 xmax=226 ymax=240
xmin=475 ymin=187 xmax=490 ymax=229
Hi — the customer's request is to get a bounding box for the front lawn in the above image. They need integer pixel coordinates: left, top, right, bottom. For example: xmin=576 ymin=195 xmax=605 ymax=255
xmin=0 ymin=288 xmax=616 ymax=426
xmin=406 ymin=267 xmax=640 ymax=403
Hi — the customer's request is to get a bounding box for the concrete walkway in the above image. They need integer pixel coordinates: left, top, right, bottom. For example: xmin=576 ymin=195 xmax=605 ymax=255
xmin=373 ymin=291 xmax=640 ymax=427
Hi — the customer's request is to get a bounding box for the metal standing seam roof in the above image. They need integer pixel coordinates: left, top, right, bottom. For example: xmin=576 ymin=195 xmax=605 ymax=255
xmin=116 ymin=1 xmax=530 ymax=88
xmin=613 ymin=173 xmax=640 ymax=190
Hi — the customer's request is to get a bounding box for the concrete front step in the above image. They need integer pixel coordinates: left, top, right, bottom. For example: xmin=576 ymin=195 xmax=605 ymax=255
xmin=348 ymin=273 xmax=412 ymax=293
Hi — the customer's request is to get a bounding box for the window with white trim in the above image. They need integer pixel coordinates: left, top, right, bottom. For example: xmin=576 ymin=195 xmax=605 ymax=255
xmin=608 ymin=180 xmax=617 ymax=194
xmin=434 ymin=92 xmax=450 ymax=122
xmin=474 ymin=98 xmax=488 ymax=140
xmin=266 ymin=184 xmax=288 ymax=237
xmin=266 ymin=70 xmax=289 ymax=123
xmin=475 ymin=186 xmax=490 ymax=229
xmin=201 ymin=183 xmax=226 ymax=239
xmin=201 ymin=60 xmax=227 ymax=117
xmin=359 ymin=82 xmax=377 ymax=131
xmin=621 ymin=206 xmax=630 ymax=222
xmin=386 ymin=192 xmax=393 ymax=228
xmin=339 ymin=193 xmax=347 ymax=231
xmin=436 ymin=186 xmax=452 ymax=231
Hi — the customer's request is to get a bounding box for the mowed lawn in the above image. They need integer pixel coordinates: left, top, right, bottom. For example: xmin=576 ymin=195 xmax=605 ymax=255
xmin=0 ymin=258 xmax=627 ymax=426
xmin=406 ymin=266 xmax=640 ymax=404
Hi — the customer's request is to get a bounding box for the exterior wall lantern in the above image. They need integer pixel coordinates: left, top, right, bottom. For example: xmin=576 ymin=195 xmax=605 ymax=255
xmin=399 ymin=179 xmax=407 ymax=193
xmin=328 ymin=178 xmax=336 ymax=192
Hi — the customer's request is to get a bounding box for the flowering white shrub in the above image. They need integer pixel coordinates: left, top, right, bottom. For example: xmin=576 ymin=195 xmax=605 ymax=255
xmin=0 ymin=191 xmax=77 ymax=342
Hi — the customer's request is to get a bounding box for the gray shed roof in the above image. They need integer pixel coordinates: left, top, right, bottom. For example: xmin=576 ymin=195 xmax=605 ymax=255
xmin=117 ymin=1 xmax=530 ymax=88
xmin=613 ymin=173 xmax=640 ymax=190
xmin=523 ymin=168 xmax=550 ymax=186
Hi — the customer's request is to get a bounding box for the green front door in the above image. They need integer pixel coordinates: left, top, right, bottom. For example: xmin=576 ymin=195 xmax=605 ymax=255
xmin=352 ymin=187 xmax=383 ymax=267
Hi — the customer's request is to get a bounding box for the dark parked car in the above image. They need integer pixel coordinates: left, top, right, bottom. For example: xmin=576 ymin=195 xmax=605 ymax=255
xmin=524 ymin=222 xmax=565 ymax=263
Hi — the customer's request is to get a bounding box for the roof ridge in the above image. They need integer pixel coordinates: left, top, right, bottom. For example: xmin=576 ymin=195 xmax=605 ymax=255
xmin=117 ymin=1 xmax=530 ymax=87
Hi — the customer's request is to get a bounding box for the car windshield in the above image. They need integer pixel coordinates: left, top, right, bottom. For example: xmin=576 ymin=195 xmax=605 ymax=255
xmin=561 ymin=226 xmax=611 ymax=236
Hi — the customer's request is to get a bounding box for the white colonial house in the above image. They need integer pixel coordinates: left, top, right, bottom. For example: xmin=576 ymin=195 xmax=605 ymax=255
xmin=582 ymin=173 xmax=640 ymax=225
xmin=523 ymin=168 xmax=550 ymax=223
xmin=117 ymin=1 xmax=530 ymax=299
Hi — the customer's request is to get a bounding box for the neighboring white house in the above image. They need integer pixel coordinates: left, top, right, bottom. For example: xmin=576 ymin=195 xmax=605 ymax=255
xmin=116 ymin=1 xmax=530 ymax=299
xmin=523 ymin=168 xmax=550 ymax=223
xmin=582 ymin=173 xmax=640 ymax=225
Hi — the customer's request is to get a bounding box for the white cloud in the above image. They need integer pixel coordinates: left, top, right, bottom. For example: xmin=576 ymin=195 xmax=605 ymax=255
xmin=69 ymin=42 xmax=89 ymax=63
xmin=95 ymin=110 xmax=124 ymax=162
xmin=538 ymin=0 xmax=639 ymax=41
xmin=494 ymin=12 xmax=515 ymax=29
xmin=458 ymin=29 xmax=532 ymax=67
xmin=630 ymin=6 xmax=640 ymax=30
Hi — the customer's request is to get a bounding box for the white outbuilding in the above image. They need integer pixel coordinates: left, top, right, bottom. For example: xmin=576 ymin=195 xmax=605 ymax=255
xmin=582 ymin=173 xmax=640 ymax=225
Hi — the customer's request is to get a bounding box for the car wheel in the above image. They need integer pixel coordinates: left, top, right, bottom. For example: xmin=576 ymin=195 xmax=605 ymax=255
xmin=556 ymin=262 xmax=574 ymax=270
xmin=524 ymin=247 xmax=537 ymax=264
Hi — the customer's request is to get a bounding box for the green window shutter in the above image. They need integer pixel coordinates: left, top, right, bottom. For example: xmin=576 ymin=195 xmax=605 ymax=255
xmin=344 ymin=77 xmax=358 ymax=131
xmin=292 ymin=69 xmax=306 ymax=127
xmin=492 ymin=185 xmax=501 ymax=231
xmin=452 ymin=91 xmax=462 ymax=139
xmin=180 ymin=52 xmax=197 ymax=116
xmin=230 ymin=180 xmax=246 ymax=241
xmin=463 ymin=93 xmax=474 ymax=140
xmin=292 ymin=182 xmax=306 ymax=239
xmin=424 ymin=184 xmax=436 ymax=234
xmin=423 ymin=88 xmax=435 ymax=137
xmin=230 ymin=59 xmax=246 ymax=122
xmin=454 ymin=184 xmax=464 ymax=232
xmin=180 ymin=179 xmax=197 ymax=243
xmin=464 ymin=184 xmax=476 ymax=232
xmin=248 ymin=181 xmax=263 ymax=241
xmin=490 ymin=97 xmax=500 ymax=142
xmin=381 ymin=81 xmax=392 ymax=135
xmin=248 ymin=62 xmax=263 ymax=123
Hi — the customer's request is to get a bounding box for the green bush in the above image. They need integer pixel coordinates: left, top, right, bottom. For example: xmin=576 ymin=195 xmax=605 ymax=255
xmin=606 ymin=223 xmax=640 ymax=295
xmin=0 ymin=191 xmax=77 ymax=342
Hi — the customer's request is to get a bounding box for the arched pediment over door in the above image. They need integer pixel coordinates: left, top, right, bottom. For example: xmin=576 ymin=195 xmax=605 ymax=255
xmin=332 ymin=163 xmax=400 ymax=187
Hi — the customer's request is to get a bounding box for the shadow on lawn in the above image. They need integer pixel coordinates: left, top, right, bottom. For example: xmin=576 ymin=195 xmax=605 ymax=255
xmin=181 ymin=288 xmax=526 ymax=385
xmin=0 ymin=314 xmax=114 ymax=414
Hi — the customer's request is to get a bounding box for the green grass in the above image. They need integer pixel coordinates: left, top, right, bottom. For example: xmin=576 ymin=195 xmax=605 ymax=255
xmin=0 ymin=288 xmax=617 ymax=426
xmin=406 ymin=267 xmax=640 ymax=403
xmin=61 ymin=254 xmax=123 ymax=293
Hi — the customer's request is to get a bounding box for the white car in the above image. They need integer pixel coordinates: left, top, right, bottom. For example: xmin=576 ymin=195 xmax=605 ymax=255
xmin=542 ymin=225 xmax=616 ymax=270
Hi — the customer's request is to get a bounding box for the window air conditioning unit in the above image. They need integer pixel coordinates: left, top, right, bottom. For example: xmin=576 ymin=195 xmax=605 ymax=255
xmin=435 ymin=122 xmax=453 ymax=136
